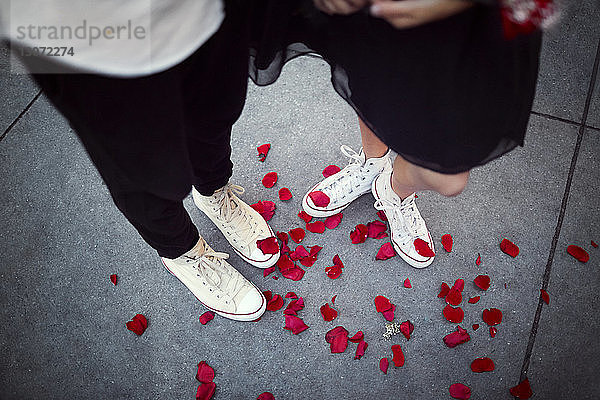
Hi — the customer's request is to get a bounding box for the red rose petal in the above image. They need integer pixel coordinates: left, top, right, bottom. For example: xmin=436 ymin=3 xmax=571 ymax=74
xmin=500 ymin=238 xmax=519 ymax=257
xmin=441 ymin=234 xmax=453 ymax=252
xmin=109 ymin=274 xmax=117 ymax=285
xmin=276 ymin=231 xmax=289 ymax=244
xmin=381 ymin=304 xmax=396 ymax=322
xmin=257 ymin=143 xmax=271 ymax=162
xmin=196 ymin=382 xmax=216 ymax=400
xmin=475 ymin=253 xmax=482 ymax=266
xmin=320 ymin=303 xmax=338 ymax=321
xmin=379 ymin=358 xmax=389 ymax=374
xmin=324 ymin=213 xmax=343 ymax=229
xmin=403 ymin=278 xmax=412 ymax=288
xmin=474 ymin=275 xmax=491 ymax=291
xmin=322 ymin=164 xmax=341 ymax=178
xmin=126 ymin=313 xmax=148 ymax=336
xmin=414 ymin=238 xmax=435 ymax=257
xmin=354 ymin=340 xmax=368 ymax=360
xmin=376 ymin=242 xmax=396 ymax=260
xmin=350 ymin=224 xmax=368 ymax=244
xmin=308 ymin=190 xmax=330 ymax=207
xmin=482 ymin=308 xmax=503 ymax=326
xmin=489 ymin=326 xmax=498 ymax=337
xmin=377 ymin=210 xmax=388 ymax=222
xmin=196 ymin=361 xmax=215 ymax=383
xmin=298 ymin=211 xmax=312 ymax=223
xmin=325 ymin=326 xmax=349 ymax=353
xmin=443 ymin=325 xmax=471 ymax=348
xmin=592 ymin=240 xmax=598 ymax=248
xmin=199 ymin=311 xmax=215 ymax=325
xmin=446 ymin=288 xmax=462 ymax=306
xmin=449 ymin=383 xmax=471 ymax=400
xmin=306 ymin=221 xmax=326 ymax=234
xmin=367 ymin=220 xmax=388 ymax=239
xmin=267 ymin=294 xmax=284 ymax=311
xmin=374 ymin=295 xmax=393 ymax=312
xmin=281 ymin=265 xmax=305 ymax=281
xmin=472 ymin=324 xmax=480 ymax=331
xmin=400 ymin=320 xmax=414 ymax=340
xmin=262 ymin=172 xmax=278 ymax=188
xmin=250 ymin=200 xmax=276 ymax=221
xmin=309 ymin=245 xmax=323 ymax=257
xmin=540 ymin=289 xmax=550 ymax=305
xmin=278 ymin=187 xmax=292 ymax=201
xmin=257 ymin=237 xmax=279 ymax=255
xmin=293 ymin=245 xmax=310 ymax=258
xmin=257 ymin=393 xmax=275 ymax=400
xmin=300 ymin=256 xmax=318 ymax=268
xmin=263 ymin=266 xmax=276 ymax=278
xmin=567 ymin=245 xmax=590 ymax=263
xmin=391 ymin=344 xmax=405 ymax=367
xmin=288 ymin=228 xmax=306 ymax=243
xmin=284 ymin=297 xmax=305 ymax=315
xmin=471 ymin=357 xmax=495 ymax=373
xmin=438 ymin=282 xmax=450 ymax=298
xmin=325 ymin=265 xmax=343 ymax=279
xmin=284 ymin=315 xmax=309 ymax=335
xmin=348 ymin=331 xmax=364 ymax=343
xmin=331 ymin=295 xmax=337 ymax=305
xmin=452 ymin=279 xmax=465 ymax=292
xmin=443 ymin=305 xmax=464 ymax=323
xmin=510 ymin=378 xmax=533 ymax=399
xmin=284 ymin=292 xmax=297 ymax=299
xmin=468 ymin=296 xmax=480 ymax=304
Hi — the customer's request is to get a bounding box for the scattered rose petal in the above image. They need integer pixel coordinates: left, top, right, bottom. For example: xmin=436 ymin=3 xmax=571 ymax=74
xmin=257 ymin=144 xmax=271 ymax=162
xmin=263 ymin=266 xmax=276 ymax=278
xmin=257 ymin=237 xmax=279 ymax=255
xmin=326 ymin=255 xmax=345 ymax=279
xmin=325 ymin=326 xmax=349 ymax=353
xmin=250 ymin=201 xmax=276 ymax=221
xmin=540 ymin=289 xmax=550 ymax=305
xmin=257 ymin=393 xmax=275 ymax=400
xmin=441 ymin=234 xmax=453 ymax=252
xmin=196 ymin=361 xmax=215 ymax=383
xmin=285 ymin=292 xmax=297 ymax=299
xmin=110 ymin=274 xmax=117 ymax=285
xmin=443 ymin=305 xmax=464 ymax=323
xmin=322 ymin=164 xmax=341 ymax=178
xmin=348 ymin=331 xmax=364 ymax=343
xmin=306 ymin=221 xmax=326 ymax=233
xmin=449 ymin=383 xmax=471 ymax=400
xmin=400 ymin=320 xmax=414 ymax=340
xmin=196 ymin=382 xmax=216 ymax=400
xmin=381 ymin=304 xmax=396 ymax=322
xmin=443 ymin=325 xmax=471 ymax=348
xmin=331 ymin=295 xmax=337 ymax=305
xmin=377 ymin=210 xmax=388 ymax=222
xmin=500 ymin=238 xmax=519 ymax=257
xmin=446 ymin=288 xmax=462 ymax=306
xmin=267 ymin=294 xmax=284 ymax=311
xmin=475 ymin=253 xmax=482 ymax=266
xmin=471 ymin=357 xmax=495 ymax=373
xmin=300 ymin=256 xmax=318 ymax=268
xmin=126 ymin=313 xmax=148 ymax=336
xmin=367 ymin=220 xmax=388 ymax=239
xmin=320 ymin=303 xmax=338 ymax=321
xmin=452 ymin=279 xmax=465 ymax=292
xmin=293 ymin=245 xmax=310 ymax=258
xmin=298 ymin=211 xmax=312 ymax=223
xmin=468 ymin=296 xmax=480 ymax=304
xmin=567 ymin=245 xmax=590 ymax=263
xmin=482 ymin=308 xmax=503 ymax=326
xmin=289 ymin=228 xmax=306 ymax=243
xmin=350 ymin=224 xmax=368 ymax=244
xmin=592 ymin=240 xmax=598 ymax=248
xmin=438 ymin=282 xmax=450 ymax=298
xmin=474 ymin=275 xmax=491 ymax=291
xmin=262 ymin=172 xmax=278 ymax=188
xmin=199 ymin=312 xmax=215 ymax=325
xmin=308 ymin=191 xmax=330 ymax=207
xmin=276 ymin=231 xmax=288 ymax=244
xmin=284 ymin=297 xmax=305 ymax=315
xmin=414 ymin=238 xmax=435 ymax=257
xmin=379 ymin=358 xmax=389 ymax=374
xmin=472 ymin=324 xmax=480 ymax=331
xmin=403 ymin=278 xmax=412 ymax=288
xmin=374 ymin=295 xmax=393 ymax=312
xmin=324 ymin=213 xmax=343 ymax=229
xmin=284 ymin=315 xmax=309 ymax=334
xmin=489 ymin=327 xmax=498 ymax=338
xmin=376 ymin=242 xmax=396 ymax=260
xmin=391 ymin=344 xmax=405 ymax=367
xmin=354 ymin=340 xmax=368 ymax=360
xmin=278 ymin=188 xmax=292 ymax=201
xmin=510 ymin=378 xmax=533 ymax=399
xmin=277 ymin=255 xmax=305 ymax=281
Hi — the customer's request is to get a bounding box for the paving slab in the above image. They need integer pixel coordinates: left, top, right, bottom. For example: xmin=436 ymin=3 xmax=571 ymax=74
xmin=532 ymin=0 xmax=600 ymax=123
xmin=526 ymin=127 xmax=600 ymax=400
xmin=0 ymin=52 xmax=583 ymax=400
xmin=587 ymin=59 xmax=600 ymax=128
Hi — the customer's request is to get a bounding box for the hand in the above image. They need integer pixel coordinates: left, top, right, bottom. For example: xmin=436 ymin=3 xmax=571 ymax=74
xmin=314 ymin=0 xmax=370 ymax=15
xmin=370 ymin=0 xmax=474 ymax=29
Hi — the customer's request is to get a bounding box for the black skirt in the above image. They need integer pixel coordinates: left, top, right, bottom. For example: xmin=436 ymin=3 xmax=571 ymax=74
xmin=248 ymin=1 xmax=542 ymax=174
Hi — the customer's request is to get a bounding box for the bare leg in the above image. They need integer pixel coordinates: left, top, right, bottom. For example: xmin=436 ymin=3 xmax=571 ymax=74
xmin=359 ymin=118 xmax=388 ymax=159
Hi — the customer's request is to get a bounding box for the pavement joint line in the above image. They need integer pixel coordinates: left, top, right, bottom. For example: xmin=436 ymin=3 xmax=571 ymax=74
xmin=518 ymin=38 xmax=600 ymax=383
xmin=0 ymin=89 xmax=42 ymax=143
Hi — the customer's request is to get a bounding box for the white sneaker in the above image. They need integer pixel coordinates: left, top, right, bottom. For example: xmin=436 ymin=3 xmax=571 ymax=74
xmin=302 ymin=145 xmax=392 ymax=217
xmin=161 ymin=237 xmax=266 ymax=321
xmin=193 ymin=183 xmax=280 ymax=268
xmin=372 ymin=171 xmax=435 ymax=268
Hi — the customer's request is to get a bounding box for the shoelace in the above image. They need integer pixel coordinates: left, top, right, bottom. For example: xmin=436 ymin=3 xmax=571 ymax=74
xmin=209 ymin=183 xmax=260 ymax=249
xmin=322 ymin=145 xmax=368 ymax=201
xmin=184 ymin=239 xmax=245 ymax=300
xmin=374 ymin=196 xmax=426 ymax=239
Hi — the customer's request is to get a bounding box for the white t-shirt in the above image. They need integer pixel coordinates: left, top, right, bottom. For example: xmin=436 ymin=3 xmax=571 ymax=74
xmin=0 ymin=0 xmax=224 ymax=77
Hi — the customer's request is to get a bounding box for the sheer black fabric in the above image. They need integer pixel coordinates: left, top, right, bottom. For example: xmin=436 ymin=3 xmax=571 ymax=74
xmin=249 ymin=1 xmax=542 ymax=174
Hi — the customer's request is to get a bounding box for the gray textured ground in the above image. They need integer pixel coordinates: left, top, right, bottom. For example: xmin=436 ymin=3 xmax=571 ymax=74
xmin=1 ymin=2 xmax=599 ymax=399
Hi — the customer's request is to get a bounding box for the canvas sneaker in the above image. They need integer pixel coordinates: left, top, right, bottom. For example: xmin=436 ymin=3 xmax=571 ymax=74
xmin=193 ymin=183 xmax=279 ymax=269
xmin=372 ymin=171 xmax=435 ymax=268
xmin=161 ymin=237 xmax=266 ymax=321
xmin=302 ymin=145 xmax=392 ymax=217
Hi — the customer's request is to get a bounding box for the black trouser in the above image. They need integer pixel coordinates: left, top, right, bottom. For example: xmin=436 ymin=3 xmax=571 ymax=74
xmin=32 ymin=4 xmax=250 ymax=258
